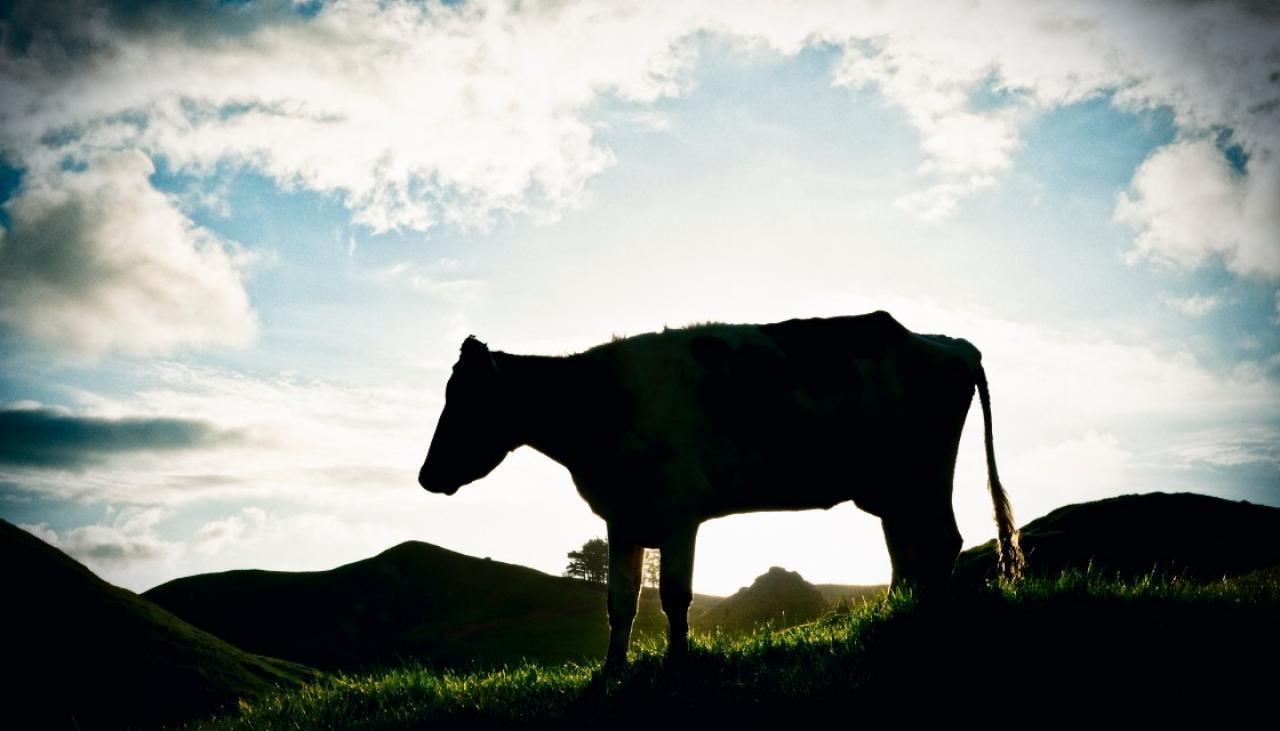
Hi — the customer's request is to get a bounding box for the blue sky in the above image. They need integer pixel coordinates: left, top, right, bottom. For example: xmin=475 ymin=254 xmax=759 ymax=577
xmin=1 ymin=1 xmax=1277 ymax=594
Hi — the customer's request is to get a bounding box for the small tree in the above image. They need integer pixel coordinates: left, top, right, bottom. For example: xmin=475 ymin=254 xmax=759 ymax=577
xmin=643 ymin=549 xmax=660 ymax=589
xmin=565 ymin=537 xmax=609 ymax=583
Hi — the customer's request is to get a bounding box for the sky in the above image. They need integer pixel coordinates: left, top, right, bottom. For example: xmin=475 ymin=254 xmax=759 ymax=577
xmin=0 ymin=0 xmax=1277 ymax=596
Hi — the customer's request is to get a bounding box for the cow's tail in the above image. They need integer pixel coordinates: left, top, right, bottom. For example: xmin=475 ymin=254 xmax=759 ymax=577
xmin=976 ymin=363 xmax=1025 ymax=582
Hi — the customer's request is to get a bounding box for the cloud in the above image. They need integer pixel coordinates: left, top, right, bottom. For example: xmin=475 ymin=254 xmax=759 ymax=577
xmin=829 ymin=1 xmax=1280 ymax=228
xmin=1117 ymin=140 xmax=1280 ymax=279
xmin=1162 ymin=292 xmax=1223 ymax=317
xmin=0 ymin=403 xmax=238 ymax=468
xmin=0 ymin=361 xmax=437 ymax=505
xmin=0 ymin=1 xmax=1273 ymax=365
xmin=22 ymin=506 xmax=180 ymax=571
xmin=0 ymin=150 xmax=257 ymax=357
xmin=184 ymin=506 xmax=414 ymax=578
xmin=1003 ymin=431 xmax=1132 ymax=510
xmin=0 ymin=0 xmax=685 ymax=232
xmin=0 ymin=1 xmax=1274 ymax=236
xmin=192 ymin=506 xmax=263 ymax=556
xmin=21 ymin=502 xmax=420 ymax=590
xmin=372 ymin=258 xmax=484 ymax=304
xmin=1155 ymin=425 xmax=1280 ymax=468
xmin=832 ymin=36 xmax=1024 ymax=219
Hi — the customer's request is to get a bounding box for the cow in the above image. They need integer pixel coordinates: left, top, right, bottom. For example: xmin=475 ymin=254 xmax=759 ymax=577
xmin=417 ymin=310 xmax=1024 ymax=671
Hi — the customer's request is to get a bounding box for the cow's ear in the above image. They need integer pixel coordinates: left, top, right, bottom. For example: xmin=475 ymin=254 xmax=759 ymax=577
xmin=460 ymin=335 xmax=497 ymax=372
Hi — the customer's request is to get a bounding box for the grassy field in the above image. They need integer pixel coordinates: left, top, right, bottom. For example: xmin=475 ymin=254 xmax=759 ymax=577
xmin=185 ymin=568 xmax=1280 ymax=729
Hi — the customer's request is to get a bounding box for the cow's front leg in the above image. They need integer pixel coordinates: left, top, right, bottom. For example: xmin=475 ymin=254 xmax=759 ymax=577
xmin=660 ymin=524 xmax=698 ymax=664
xmin=604 ymin=529 xmax=643 ymax=672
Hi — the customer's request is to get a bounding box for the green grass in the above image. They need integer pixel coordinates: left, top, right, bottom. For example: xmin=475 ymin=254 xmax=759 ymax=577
xmin=185 ymin=569 xmax=1280 ymax=729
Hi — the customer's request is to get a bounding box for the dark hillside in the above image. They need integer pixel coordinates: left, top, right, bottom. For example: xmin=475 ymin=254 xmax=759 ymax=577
xmin=147 ymin=540 xmax=720 ymax=671
xmin=1 ymin=520 xmax=316 ymax=730
xmin=955 ymin=492 xmax=1280 ymax=583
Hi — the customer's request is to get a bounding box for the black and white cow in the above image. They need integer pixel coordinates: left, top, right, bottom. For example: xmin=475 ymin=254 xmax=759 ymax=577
xmin=418 ymin=311 xmax=1023 ymax=670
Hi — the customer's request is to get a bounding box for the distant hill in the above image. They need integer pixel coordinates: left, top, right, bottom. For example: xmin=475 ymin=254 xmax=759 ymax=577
xmin=955 ymin=492 xmax=1280 ymax=583
xmin=146 ymin=540 xmax=721 ymax=671
xmin=694 ymin=566 xmax=830 ymax=633
xmin=1 ymin=520 xmax=316 ymax=730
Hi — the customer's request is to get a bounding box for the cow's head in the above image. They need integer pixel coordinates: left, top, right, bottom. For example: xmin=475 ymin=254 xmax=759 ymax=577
xmin=418 ymin=336 xmax=514 ymax=495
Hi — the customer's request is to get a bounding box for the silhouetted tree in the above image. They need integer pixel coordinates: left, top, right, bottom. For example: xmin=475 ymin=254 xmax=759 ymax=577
xmin=565 ymin=538 xmax=609 ymax=583
xmin=643 ymin=548 xmax=660 ymax=589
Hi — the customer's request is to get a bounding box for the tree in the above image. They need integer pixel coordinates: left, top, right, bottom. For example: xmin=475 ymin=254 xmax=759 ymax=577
xmin=643 ymin=549 xmax=660 ymax=589
xmin=565 ymin=537 xmax=609 ymax=583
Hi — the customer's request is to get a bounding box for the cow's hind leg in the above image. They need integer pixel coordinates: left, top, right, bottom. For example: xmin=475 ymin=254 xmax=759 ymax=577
xmin=604 ymin=532 xmax=644 ymax=672
xmin=659 ymin=524 xmax=698 ymax=665
xmin=881 ymin=501 xmax=961 ymax=599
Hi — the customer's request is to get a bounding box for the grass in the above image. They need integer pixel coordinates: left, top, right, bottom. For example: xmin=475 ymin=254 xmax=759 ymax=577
xmin=185 ymin=568 xmax=1280 ymax=729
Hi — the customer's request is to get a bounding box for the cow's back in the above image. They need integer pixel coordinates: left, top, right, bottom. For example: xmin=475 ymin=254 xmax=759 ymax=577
xmin=588 ymin=312 xmax=981 ymax=521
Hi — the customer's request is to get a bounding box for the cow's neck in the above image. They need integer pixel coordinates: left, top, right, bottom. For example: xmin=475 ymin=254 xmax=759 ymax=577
xmin=495 ymin=351 xmax=602 ymax=470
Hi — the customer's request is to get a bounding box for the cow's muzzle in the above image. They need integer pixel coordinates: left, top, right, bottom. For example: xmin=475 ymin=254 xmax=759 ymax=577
xmin=418 ymin=468 xmax=459 ymax=496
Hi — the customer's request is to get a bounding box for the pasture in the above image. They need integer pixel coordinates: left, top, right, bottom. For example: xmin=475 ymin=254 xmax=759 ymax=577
xmin=188 ymin=570 xmax=1280 ymax=728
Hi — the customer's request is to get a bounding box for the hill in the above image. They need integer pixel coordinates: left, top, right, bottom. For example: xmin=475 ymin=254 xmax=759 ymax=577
xmin=954 ymin=491 xmax=1280 ymax=583
xmin=1 ymin=520 xmax=317 ymax=730
xmin=187 ymin=572 xmax=1280 ymax=728
xmin=146 ymin=540 xmax=721 ymax=671
xmin=693 ymin=566 xmax=830 ymax=633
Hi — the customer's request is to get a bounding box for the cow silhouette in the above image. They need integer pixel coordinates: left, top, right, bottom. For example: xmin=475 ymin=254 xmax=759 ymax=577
xmin=418 ymin=311 xmax=1023 ymax=670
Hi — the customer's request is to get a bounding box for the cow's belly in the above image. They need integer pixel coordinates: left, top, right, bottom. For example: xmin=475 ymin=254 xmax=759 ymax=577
xmin=689 ymin=384 xmax=972 ymax=519
xmin=694 ymin=425 xmax=896 ymax=517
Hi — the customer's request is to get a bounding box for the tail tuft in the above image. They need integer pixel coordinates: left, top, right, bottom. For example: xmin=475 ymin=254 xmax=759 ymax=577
xmin=976 ymin=364 xmax=1025 ymax=582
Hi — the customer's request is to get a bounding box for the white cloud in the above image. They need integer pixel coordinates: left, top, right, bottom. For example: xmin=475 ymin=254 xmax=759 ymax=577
xmin=1154 ymin=425 xmax=1280 ymax=468
xmin=21 ymin=507 xmax=182 ymax=585
xmin=192 ymin=508 xmax=259 ymax=556
xmin=371 ymin=258 xmax=484 ymax=304
xmin=0 ymin=150 xmax=256 ymax=357
xmin=20 ymin=504 xmax=409 ymax=591
xmin=0 ymin=1 xmax=1273 ymax=374
xmin=2 ymin=1 xmax=1275 ymax=236
xmin=832 ymin=33 xmax=1025 ymax=219
xmin=20 ymin=522 xmax=60 ymax=546
xmin=183 ymin=506 xmax=416 ymax=579
xmin=1003 ymin=431 xmax=1132 ymax=511
xmin=1117 ymin=140 xmax=1280 ymax=279
xmin=0 ymin=0 xmax=695 ymax=233
xmin=1162 ymin=292 xmax=1223 ymax=318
